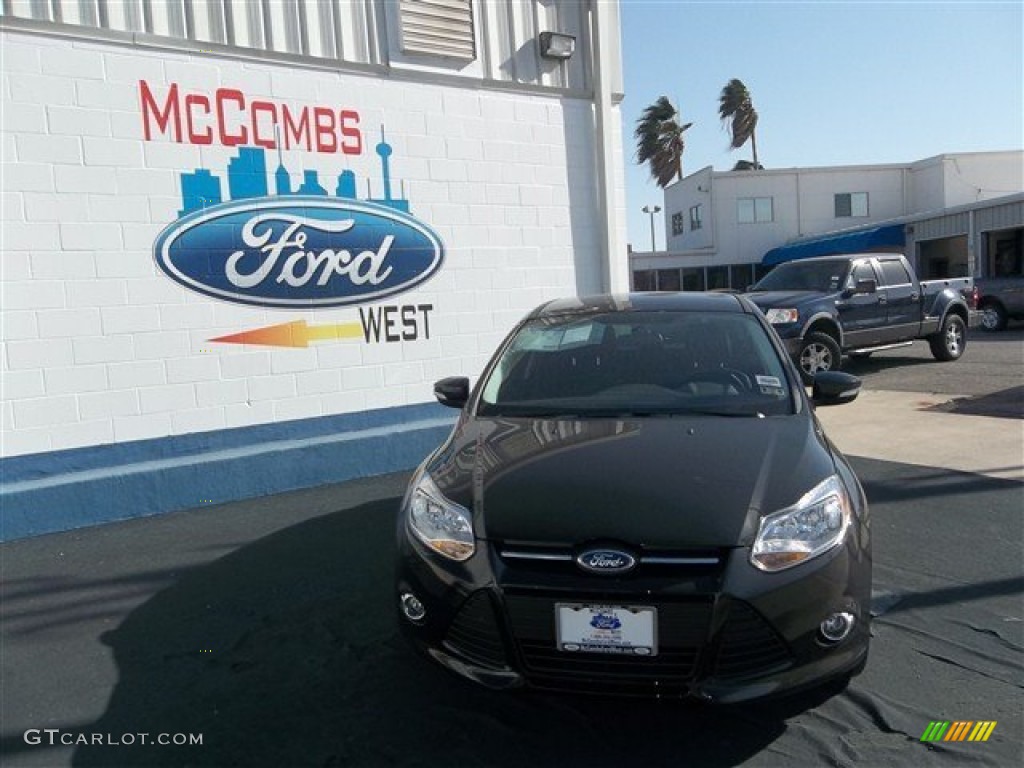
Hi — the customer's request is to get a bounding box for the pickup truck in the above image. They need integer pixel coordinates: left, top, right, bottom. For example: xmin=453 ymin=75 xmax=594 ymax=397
xmin=745 ymin=253 xmax=978 ymax=383
xmin=976 ymin=275 xmax=1024 ymax=331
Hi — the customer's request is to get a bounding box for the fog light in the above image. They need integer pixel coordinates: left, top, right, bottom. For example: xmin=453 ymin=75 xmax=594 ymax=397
xmin=400 ymin=592 xmax=427 ymax=623
xmin=819 ymin=612 xmax=855 ymax=643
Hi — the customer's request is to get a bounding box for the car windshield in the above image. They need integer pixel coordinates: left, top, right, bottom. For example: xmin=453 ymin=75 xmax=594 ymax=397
xmin=752 ymin=260 xmax=851 ymax=293
xmin=478 ymin=310 xmax=794 ymax=418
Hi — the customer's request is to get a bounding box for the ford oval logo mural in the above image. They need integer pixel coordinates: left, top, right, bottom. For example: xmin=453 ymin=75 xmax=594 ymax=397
xmin=154 ymin=197 xmax=444 ymax=308
xmin=576 ymin=548 xmax=637 ymax=575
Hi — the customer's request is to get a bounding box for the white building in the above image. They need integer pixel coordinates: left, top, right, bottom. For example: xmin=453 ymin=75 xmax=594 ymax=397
xmin=631 ymin=151 xmax=1024 ymax=291
xmin=0 ymin=1 xmax=628 ymax=538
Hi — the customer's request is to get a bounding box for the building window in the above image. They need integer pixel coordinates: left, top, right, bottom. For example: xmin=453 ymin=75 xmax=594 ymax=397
xmin=633 ymin=271 xmax=656 ymax=291
xmin=681 ymin=268 xmax=705 ymax=291
xmin=737 ymin=197 xmax=773 ymax=224
xmin=400 ymin=0 xmax=476 ymax=60
xmin=656 ymin=269 xmax=682 ymax=291
xmin=689 ymin=204 xmax=703 ymax=230
xmin=729 ymin=264 xmax=754 ymax=290
xmin=835 ymin=192 xmax=869 ymax=218
xmin=706 ymin=266 xmax=729 ymax=290
xmin=671 ymin=212 xmax=685 ymax=237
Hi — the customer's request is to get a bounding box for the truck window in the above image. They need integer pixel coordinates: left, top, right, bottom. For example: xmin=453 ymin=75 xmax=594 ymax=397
xmin=879 ymin=260 xmax=912 ymax=286
xmin=849 ymin=262 xmax=876 ymax=286
xmin=753 ymin=260 xmax=850 ymax=292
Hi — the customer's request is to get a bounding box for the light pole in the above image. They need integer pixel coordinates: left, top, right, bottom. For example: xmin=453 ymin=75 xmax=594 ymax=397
xmin=642 ymin=205 xmax=661 ymax=252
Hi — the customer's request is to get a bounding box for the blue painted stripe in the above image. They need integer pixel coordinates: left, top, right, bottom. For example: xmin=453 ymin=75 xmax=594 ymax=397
xmin=2 ymin=402 xmax=447 ymax=482
xmin=0 ymin=403 xmax=457 ymax=542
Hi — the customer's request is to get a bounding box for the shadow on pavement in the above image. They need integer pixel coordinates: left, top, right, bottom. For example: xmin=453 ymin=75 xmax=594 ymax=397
xmin=842 ymin=354 xmax=933 ymax=378
xmin=66 ymin=496 xmax=831 ymax=768
xmin=30 ymin=459 xmax=1017 ymax=767
xmin=924 ymin=385 xmax=1024 ymax=420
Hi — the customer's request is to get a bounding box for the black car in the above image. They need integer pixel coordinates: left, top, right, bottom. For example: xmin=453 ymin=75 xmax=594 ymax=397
xmin=395 ymin=292 xmax=871 ymax=702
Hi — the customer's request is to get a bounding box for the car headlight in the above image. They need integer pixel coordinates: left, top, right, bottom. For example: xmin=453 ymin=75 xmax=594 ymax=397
xmin=751 ymin=475 xmax=851 ymax=572
xmin=407 ymin=473 xmax=475 ymax=561
xmin=765 ymin=308 xmax=799 ymax=325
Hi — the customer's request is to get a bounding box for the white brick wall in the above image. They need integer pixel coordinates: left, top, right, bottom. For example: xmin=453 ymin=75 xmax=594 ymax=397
xmin=0 ymin=26 xmax=625 ymax=458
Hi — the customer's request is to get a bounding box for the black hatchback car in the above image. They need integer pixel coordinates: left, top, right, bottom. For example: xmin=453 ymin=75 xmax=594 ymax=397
xmin=396 ymin=293 xmax=871 ymax=702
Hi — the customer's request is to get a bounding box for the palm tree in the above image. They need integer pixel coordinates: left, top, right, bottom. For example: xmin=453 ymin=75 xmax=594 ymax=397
xmin=718 ymin=79 xmax=759 ymax=168
xmin=634 ymin=96 xmax=693 ymax=188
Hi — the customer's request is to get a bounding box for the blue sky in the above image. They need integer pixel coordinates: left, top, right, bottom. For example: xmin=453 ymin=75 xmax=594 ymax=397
xmin=619 ymin=0 xmax=1024 ymax=250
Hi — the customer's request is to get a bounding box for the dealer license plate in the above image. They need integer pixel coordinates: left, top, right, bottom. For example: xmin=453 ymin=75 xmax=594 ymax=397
xmin=555 ymin=604 xmax=658 ymax=656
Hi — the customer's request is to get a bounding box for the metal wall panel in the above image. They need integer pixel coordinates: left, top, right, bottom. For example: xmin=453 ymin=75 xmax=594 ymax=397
xmin=190 ymin=0 xmax=227 ymax=44
xmin=224 ymin=0 xmax=263 ymax=49
xmin=480 ymin=0 xmax=589 ymax=90
xmin=913 ymin=212 xmax=969 ymax=240
xmin=2 ymin=0 xmax=594 ymax=89
xmin=976 ymin=201 xmax=1024 ymax=232
xmin=104 ymin=0 xmax=144 ymax=32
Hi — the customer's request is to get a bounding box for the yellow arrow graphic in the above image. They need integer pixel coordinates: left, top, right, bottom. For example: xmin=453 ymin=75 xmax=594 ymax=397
xmin=210 ymin=320 xmax=363 ymax=348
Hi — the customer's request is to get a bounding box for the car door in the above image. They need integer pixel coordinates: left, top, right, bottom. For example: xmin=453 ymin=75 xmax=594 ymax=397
xmin=876 ymin=258 xmax=921 ymax=341
xmin=837 ymin=260 xmax=888 ymax=348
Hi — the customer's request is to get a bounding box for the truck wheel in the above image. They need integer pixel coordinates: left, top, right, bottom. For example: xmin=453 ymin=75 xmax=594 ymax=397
xmin=797 ymin=332 xmax=841 ymax=384
xmin=929 ymin=314 xmax=966 ymax=361
xmin=980 ymin=302 xmax=1008 ymax=332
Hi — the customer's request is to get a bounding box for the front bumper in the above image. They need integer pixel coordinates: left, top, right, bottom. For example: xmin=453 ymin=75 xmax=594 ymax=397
xmin=395 ymin=531 xmax=871 ymax=702
xmin=764 ymin=323 xmax=803 ymax=358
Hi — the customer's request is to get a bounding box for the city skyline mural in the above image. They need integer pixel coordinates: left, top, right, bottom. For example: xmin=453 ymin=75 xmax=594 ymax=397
xmin=178 ymin=127 xmax=410 ymax=218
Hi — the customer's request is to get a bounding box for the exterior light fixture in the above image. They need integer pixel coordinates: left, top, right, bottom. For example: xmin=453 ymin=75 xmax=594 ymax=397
xmin=642 ymin=204 xmax=662 ymax=252
xmin=539 ymin=31 xmax=575 ymax=60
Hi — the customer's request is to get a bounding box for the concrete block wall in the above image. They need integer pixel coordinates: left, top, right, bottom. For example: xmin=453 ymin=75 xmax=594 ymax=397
xmin=0 ymin=28 xmax=623 ymax=537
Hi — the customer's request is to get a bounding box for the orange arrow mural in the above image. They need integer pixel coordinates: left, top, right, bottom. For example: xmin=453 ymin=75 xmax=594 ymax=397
xmin=210 ymin=320 xmax=363 ymax=348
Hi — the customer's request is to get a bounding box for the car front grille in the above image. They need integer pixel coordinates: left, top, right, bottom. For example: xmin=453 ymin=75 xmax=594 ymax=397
xmin=712 ymin=600 xmax=793 ymax=679
xmin=498 ymin=545 xmax=725 ymax=576
xmin=503 ymin=594 xmax=714 ymax=696
xmin=442 ymin=591 xmax=794 ymax=692
xmin=442 ymin=591 xmax=509 ymax=670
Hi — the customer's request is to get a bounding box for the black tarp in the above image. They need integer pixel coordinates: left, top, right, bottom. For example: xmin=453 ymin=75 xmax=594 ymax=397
xmin=1 ymin=461 xmax=1021 ymax=767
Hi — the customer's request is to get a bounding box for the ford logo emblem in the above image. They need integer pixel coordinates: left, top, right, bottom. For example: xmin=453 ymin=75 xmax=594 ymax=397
xmin=154 ymin=198 xmax=444 ymax=308
xmin=576 ymin=548 xmax=637 ymax=575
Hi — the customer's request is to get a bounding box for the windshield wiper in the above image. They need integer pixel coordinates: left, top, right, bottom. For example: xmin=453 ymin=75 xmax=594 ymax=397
xmin=675 ymin=408 xmax=766 ymax=418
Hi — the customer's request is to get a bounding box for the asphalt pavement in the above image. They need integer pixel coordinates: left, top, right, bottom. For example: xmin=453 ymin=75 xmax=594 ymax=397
xmin=2 ymin=326 xmax=1022 ymax=768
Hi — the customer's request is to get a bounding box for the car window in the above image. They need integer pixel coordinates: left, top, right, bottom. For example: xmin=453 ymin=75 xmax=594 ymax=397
xmin=753 ymin=260 xmax=850 ymax=292
xmin=479 ymin=311 xmax=794 ymax=417
xmin=878 ymin=259 xmax=912 ymax=286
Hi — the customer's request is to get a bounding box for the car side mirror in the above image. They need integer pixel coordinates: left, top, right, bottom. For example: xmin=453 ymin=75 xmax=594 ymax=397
xmin=811 ymin=371 xmax=861 ymax=406
xmin=434 ymin=376 xmax=470 ymax=409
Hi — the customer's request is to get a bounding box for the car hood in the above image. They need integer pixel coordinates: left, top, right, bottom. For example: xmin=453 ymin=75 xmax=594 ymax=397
xmin=428 ymin=414 xmax=838 ymax=549
xmin=745 ymin=290 xmax=827 ymax=310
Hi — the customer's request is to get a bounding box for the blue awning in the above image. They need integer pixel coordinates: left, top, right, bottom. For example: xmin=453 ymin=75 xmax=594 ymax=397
xmin=761 ymin=224 xmax=906 ymax=266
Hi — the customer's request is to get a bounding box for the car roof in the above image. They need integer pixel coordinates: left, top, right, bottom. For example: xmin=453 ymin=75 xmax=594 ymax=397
xmin=527 ymin=292 xmax=749 ymax=320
